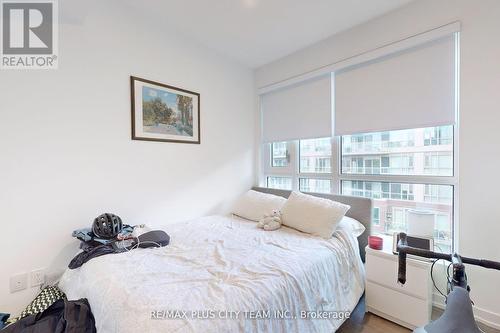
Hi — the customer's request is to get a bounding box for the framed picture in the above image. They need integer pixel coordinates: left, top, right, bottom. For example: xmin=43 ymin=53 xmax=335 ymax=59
xmin=131 ymin=76 xmax=200 ymax=144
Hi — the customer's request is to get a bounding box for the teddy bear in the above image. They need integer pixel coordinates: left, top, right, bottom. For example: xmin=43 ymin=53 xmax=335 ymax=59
xmin=257 ymin=210 xmax=282 ymax=231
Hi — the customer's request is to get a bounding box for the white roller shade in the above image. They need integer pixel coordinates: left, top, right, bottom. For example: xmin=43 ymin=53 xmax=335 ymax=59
xmin=335 ymin=35 xmax=456 ymax=136
xmin=261 ymin=74 xmax=332 ymax=143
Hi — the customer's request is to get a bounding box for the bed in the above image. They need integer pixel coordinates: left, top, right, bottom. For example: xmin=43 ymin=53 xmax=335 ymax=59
xmin=59 ymin=187 xmax=372 ymax=333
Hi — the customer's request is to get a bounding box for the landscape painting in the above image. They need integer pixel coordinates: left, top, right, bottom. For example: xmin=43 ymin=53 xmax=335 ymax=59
xmin=131 ymin=76 xmax=200 ymax=144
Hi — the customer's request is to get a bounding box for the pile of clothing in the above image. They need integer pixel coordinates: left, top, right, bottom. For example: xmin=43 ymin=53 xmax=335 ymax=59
xmin=1 ymin=286 xmax=96 ymax=333
xmin=69 ymin=222 xmax=170 ymax=269
xmin=68 ymin=223 xmax=134 ymax=269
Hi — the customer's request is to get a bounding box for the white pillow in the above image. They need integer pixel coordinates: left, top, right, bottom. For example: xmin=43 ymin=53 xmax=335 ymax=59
xmin=281 ymin=191 xmax=350 ymax=239
xmin=336 ymin=216 xmax=366 ymax=237
xmin=231 ymin=190 xmax=287 ymax=222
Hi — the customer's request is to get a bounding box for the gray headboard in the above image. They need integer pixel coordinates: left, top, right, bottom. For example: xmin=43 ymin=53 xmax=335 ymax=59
xmin=252 ymin=187 xmax=372 ymax=262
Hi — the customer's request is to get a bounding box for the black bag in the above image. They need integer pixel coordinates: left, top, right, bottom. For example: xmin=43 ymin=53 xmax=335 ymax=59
xmin=2 ymin=298 xmax=96 ymax=333
xmin=136 ymin=230 xmax=170 ymax=248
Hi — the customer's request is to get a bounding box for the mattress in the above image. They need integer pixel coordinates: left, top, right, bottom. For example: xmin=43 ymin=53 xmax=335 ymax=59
xmin=59 ymin=215 xmax=365 ymax=333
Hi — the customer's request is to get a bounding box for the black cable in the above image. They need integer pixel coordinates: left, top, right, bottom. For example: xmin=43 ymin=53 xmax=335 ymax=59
xmin=431 ymin=259 xmax=448 ymax=302
xmin=447 ymin=262 xmax=454 ymax=284
xmin=446 ymin=262 xmax=453 ymax=299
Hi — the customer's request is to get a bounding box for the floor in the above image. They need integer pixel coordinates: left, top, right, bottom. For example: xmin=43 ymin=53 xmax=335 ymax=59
xmin=337 ymin=295 xmax=500 ymax=333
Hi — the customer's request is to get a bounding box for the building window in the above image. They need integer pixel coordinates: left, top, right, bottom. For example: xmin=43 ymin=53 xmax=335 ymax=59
xmin=299 ymin=178 xmax=331 ymax=194
xmin=266 ymin=176 xmax=292 ymax=190
xmin=391 ymin=207 xmax=408 ymax=233
xmin=424 ymin=152 xmax=453 ymax=176
xmin=342 ymin=181 xmax=418 ymax=201
xmin=424 ymin=184 xmax=453 ymax=203
xmin=264 ymin=138 xmax=332 ymax=194
xmin=341 ymin=126 xmax=453 ymax=176
xmin=271 ymin=142 xmax=288 ymax=167
xmin=424 ymin=126 xmax=453 ymax=146
xmin=299 ymin=138 xmax=332 ymax=173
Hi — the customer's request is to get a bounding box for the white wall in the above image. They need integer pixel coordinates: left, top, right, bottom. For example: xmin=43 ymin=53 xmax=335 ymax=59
xmin=256 ymin=0 xmax=500 ymax=328
xmin=0 ymin=0 xmax=255 ymax=314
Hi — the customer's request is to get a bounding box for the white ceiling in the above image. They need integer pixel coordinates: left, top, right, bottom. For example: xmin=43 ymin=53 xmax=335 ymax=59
xmin=125 ymin=0 xmax=414 ymax=68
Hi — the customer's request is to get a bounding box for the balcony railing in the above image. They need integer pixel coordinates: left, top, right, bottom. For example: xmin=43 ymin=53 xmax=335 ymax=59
xmin=342 ymin=140 xmax=416 ymax=153
xmin=423 ymin=167 xmax=453 ymax=176
xmin=343 ymin=138 xmax=453 ymax=154
xmin=342 ymin=166 xmax=415 ymax=175
xmin=424 ymin=138 xmax=453 ymax=146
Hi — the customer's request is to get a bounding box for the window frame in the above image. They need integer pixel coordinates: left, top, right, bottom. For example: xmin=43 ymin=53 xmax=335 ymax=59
xmin=262 ymin=138 xmax=336 ymax=193
xmin=260 ymin=126 xmax=458 ymax=251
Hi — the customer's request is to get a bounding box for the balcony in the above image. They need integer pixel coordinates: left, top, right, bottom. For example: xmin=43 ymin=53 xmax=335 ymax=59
xmin=342 ymin=166 xmax=415 ymax=175
xmin=342 ymin=140 xmax=415 ymax=154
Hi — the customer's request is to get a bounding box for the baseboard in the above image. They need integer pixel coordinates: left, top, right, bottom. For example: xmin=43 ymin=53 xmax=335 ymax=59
xmin=433 ymin=292 xmax=500 ymax=330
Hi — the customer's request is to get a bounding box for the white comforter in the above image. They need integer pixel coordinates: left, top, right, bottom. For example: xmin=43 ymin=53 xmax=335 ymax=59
xmin=59 ymin=215 xmax=365 ymax=333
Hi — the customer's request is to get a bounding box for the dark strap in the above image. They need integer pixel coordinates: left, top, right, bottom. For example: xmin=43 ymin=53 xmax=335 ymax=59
xmin=68 ymin=244 xmax=116 ymax=269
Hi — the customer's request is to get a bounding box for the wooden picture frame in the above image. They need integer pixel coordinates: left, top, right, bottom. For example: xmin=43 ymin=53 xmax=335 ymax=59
xmin=131 ymin=76 xmax=200 ymax=144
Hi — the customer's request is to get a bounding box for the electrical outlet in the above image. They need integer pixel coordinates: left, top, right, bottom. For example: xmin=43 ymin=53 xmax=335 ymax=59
xmin=30 ymin=269 xmax=45 ymax=287
xmin=10 ymin=273 xmax=28 ymax=293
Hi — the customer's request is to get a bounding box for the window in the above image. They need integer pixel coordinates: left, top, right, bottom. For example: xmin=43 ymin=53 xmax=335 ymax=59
xmin=299 ymin=138 xmax=331 ymax=173
xmin=261 ymin=32 xmax=458 ymax=253
xmin=263 ymin=126 xmax=455 ymax=251
xmin=391 ymin=207 xmax=408 ymax=233
xmin=342 ymin=180 xmax=452 ymax=237
xmin=342 ymin=180 xmax=417 ymax=201
xmin=341 ymin=126 xmax=453 ymax=176
xmin=424 ymin=184 xmax=453 ymax=203
xmin=299 ymin=178 xmax=331 ymax=194
xmin=271 ymin=142 xmax=288 ymax=167
xmin=435 ymin=214 xmax=452 ymax=253
xmin=266 ymin=176 xmax=292 ymax=190
xmin=263 ymin=138 xmax=332 ymax=194
xmin=424 ymin=126 xmax=453 ymax=146
xmin=424 ymin=152 xmax=453 ymax=176
xmin=340 ymin=125 xmax=455 ymax=251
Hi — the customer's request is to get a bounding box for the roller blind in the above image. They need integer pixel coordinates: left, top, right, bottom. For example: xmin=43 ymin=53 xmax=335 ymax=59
xmin=335 ymin=35 xmax=456 ymax=136
xmin=261 ymin=74 xmax=332 ymax=143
